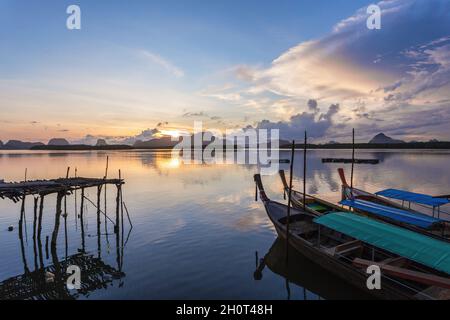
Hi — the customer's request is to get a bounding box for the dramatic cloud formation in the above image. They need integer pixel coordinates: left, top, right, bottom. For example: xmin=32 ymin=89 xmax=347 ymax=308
xmin=214 ymin=0 xmax=450 ymax=141
xmin=74 ymin=127 xmax=164 ymax=145
xmin=254 ymin=102 xmax=340 ymax=140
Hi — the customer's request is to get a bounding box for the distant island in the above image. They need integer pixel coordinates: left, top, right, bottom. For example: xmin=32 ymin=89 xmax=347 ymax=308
xmin=1 ymin=133 xmax=450 ymax=150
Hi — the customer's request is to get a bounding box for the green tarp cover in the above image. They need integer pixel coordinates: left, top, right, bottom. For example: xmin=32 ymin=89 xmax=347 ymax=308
xmin=314 ymin=212 xmax=450 ymax=275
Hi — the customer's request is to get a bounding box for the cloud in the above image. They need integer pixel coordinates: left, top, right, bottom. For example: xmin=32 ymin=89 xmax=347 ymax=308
xmin=138 ymin=50 xmax=184 ymax=78
xmin=73 ymin=126 xmax=164 ymax=145
xmin=218 ymin=0 xmax=450 ymax=141
xmin=307 ymin=99 xmax=318 ymax=112
xmin=253 ymin=103 xmax=340 ymax=140
xmin=183 ymin=111 xmax=208 ymax=117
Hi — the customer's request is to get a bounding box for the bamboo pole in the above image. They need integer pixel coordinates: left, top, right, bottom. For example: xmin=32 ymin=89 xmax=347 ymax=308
xmin=286 ymin=140 xmax=295 ymax=263
xmin=37 ymin=195 xmax=44 ymax=268
xmin=51 ymin=192 xmax=64 ymax=248
xmin=97 ymin=185 xmax=102 ymax=258
xmin=303 ymin=131 xmax=307 ymax=211
xmin=32 ymin=197 xmax=38 ymax=270
xmin=80 ymin=188 xmax=86 ymax=252
xmin=64 ymin=167 xmax=69 ymax=260
xmin=351 ymin=128 xmax=355 ymax=189
xmin=19 ymin=195 xmax=30 ymax=273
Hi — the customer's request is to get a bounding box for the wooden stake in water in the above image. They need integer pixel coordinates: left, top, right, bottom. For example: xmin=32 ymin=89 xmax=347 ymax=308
xmin=351 ymin=128 xmax=355 ymax=190
xmin=286 ymin=140 xmax=295 ymax=263
xmin=303 ymin=131 xmax=307 ymax=211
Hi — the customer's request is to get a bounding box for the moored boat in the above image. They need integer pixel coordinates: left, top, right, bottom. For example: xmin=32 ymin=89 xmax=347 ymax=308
xmin=337 ymin=168 xmax=450 ymax=240
xmin=255 ymin=173 xmax=450 ymax=300
xmin=279 ymin=169 xmax=450 ymax=241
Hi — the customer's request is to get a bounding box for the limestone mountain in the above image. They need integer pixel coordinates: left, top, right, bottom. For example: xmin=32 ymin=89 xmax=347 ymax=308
xmin=48 ymin=138 xmax=70 ymax=146
xmin=369 ymin=133 xmax=405 ymax=144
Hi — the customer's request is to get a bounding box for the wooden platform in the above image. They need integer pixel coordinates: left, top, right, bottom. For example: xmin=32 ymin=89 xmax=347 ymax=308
xmin=0 ymin=177 xmax=124 ymax=202
xmin=322 ymin=158 xmax=379 ymax=164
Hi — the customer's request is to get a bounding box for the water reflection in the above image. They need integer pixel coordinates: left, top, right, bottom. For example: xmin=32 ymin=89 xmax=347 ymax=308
xmin=1 ymin=149 xmax=450 ymax=299
xmin=0 ymin=187 xmax=128 ymax=300
xmin=254 ymin=238 xmax=373 ymax=300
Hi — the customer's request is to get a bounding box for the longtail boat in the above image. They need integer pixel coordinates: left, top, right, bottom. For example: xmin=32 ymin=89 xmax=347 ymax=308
xmin=255 ymin=173 xmax=450 ymax=300
xmin=279 ymin=169 xmax=450 ymax=241
xmin=337 ymin=168 xmax=450 ymax=240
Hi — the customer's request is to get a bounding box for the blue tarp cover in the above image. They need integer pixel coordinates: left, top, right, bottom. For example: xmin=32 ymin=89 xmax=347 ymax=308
xmin=375 ymin=188 xmax=449 ymax=207
xmin=339 ymin=199 xmax=442 ymax=229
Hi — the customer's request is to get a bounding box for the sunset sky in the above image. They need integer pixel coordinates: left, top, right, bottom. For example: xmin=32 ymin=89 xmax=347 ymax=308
xmin=1 ymin=0 xmax=450 ymax=144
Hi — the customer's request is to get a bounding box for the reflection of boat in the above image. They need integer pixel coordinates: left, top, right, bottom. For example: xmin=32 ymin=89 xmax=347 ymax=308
xmin=0 ymin=253 xmax=124 ymax=300
xmin=337 ymin=168 xmax=450 ymax=240
xmin=255 ymin=237 xmax=373 ymax=300
xmin=280 ymin=169 xmax=450 ymax=241
xmin=255 ymin=173 xmax=450 ymax=300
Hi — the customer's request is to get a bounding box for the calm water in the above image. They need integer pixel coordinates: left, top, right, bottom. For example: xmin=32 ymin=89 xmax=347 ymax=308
xmin=1 ymin=149 xmax=450 ymax=300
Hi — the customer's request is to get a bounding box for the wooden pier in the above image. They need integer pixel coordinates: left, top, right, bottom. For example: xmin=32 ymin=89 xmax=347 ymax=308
xmin=0 ymin=177 xmax=124 ymax=202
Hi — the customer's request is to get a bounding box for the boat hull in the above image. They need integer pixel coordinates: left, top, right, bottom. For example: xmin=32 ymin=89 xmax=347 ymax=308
xmin=268 ymin=212 xmax=414 ymax=300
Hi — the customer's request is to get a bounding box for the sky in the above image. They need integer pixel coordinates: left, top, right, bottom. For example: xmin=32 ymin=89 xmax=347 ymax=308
xmin=1 ymin=0 xmax=450 ymax=144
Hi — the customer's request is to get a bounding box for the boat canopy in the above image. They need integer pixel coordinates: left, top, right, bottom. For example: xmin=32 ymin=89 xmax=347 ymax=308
xmin=340 ymin=199 xmax=442 ymax=229
xmin=375 ymin=188 xmax=449 ymax=207
xmin=314 ymin=212 xmax=450 ymax=275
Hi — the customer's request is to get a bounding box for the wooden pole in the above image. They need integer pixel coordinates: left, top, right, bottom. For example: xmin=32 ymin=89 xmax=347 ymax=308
xmin=51 ymin=192 xmax=64 ymax=248
xmin=64 ymin=167 xmax=69 ymax=259
xmin=115 ymin=170 xmax=122 ymax=270
xmin=104 ymin=158 xmax=109 ymax=243
xmin=80 ymin=188 xmax=85 ymax=252
xmin=37 ymin=195 xmax=44 ymax=268
xmin=32 ymin=197 xmax=38 ymax=270
xmin=24 ymin=168 xmax=27 ymax=182
xmin=303 ymin=131 xmax=307 ymax=211
xmin=97 ymin=185 xmax=102 ymax=257
xmin=286 ymin=140 xmax=295 ymax=263
xmin=19 ymin=195 xmax=30 ymax=273
xmin=351 ymin=128 xmax=355 ymax=189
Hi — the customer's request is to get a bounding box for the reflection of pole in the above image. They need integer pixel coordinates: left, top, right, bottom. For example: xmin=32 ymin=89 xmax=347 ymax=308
xmin=21 ymin=195 xmax=28 ymax=244
xmin=80 ymin=188 xmax=86 ymax=252
xmin=104 ymin=157 xmax=109 ymax=244
xmin=19 ymin=195 xmax=30 ymax=274
xmin=51 ymin=192 xmax=64 ymax=249
xmin=75 ymin=168 xmax=78 ymax=231
xmin=115 ymin=178 xmax=121 ymax=271
xmin=64 ymin=197 xmax=68 ymax=260
xmin=285 ymin=279 xmax=291 ymax=300
xmin=286 ymin=141 xmax=295 ymax=263
xmin=33 ymin=197 xmax=38 ymax=271
xmin=37 ymin=195 xmax=45 ymax=268
xmin=97 ymin=185 xmax=102 ymax=258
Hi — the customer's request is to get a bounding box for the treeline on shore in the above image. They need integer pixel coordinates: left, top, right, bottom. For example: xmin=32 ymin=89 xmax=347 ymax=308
xmin=26 ymin=141 xmax=450 ymax=150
